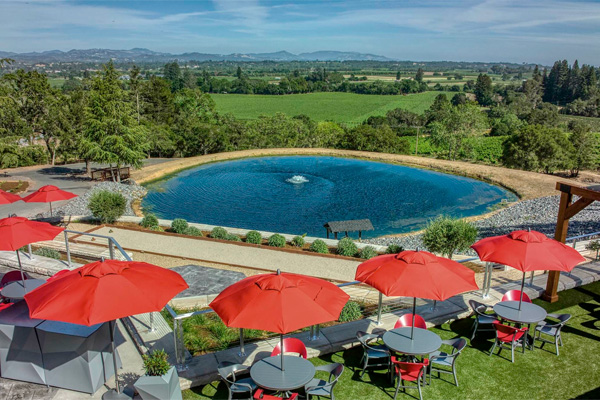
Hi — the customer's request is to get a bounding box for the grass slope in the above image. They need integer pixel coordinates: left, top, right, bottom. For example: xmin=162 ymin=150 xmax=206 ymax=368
xmin=210 ymin=91 xmax=443 ymax=123
xmin=184 ymin=281 xmax=600 ymax=400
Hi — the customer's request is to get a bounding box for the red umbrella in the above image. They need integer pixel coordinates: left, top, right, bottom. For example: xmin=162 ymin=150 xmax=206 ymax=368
xmin=0 ymin=189 xmax=21 ymax=205
xmin=25 ymin=259 xmax=188 ymax=397
xmin=22 ymin=185 xmax=77 ymax=216
xmin=355 ymin=250 xmax=479 ymax=338
xmin=210 ymin=270 xmax=349 ymax=370
xmin=471 ymin=229 xmax=585 ymax=309
xmin=0 ymin=216 xmax=64 ymax=286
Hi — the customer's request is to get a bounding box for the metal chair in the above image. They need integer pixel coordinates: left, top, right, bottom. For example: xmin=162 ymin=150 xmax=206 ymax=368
xmin=271 ymin=337 xmax=308 ymax=359
xmin=502 ymin=290 xmax=531 ymax=303
xmin=532 ymin=313 xmax=571 ymax=356
xmin=489 ymin=320 xmax=527 ymax=363
xmin=0 ymin=271 xmax=29 ymax=287
xmin=428 ymin=338 xmax=467 ymax=386
xmin=253 ymin=389 xmax=298 ymax=399
xmin=356 ymin=331 xmax=391 ymax=379
xmin=468 ymin=299 xmax=498 ymax=340
xmin=394 ymin=314 xmax=427 ymax=329
xmin=305 ymin=363 xmax=343 ymax=400
xmin=391 ymin=356 xmax=428 ymax=400
xmin=217 ymin=361 xmax=257 ymax=400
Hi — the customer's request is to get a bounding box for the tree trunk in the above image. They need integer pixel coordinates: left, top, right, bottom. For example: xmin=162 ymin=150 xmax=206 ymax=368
xmin=109 ymin=164 xmax=116 ymax=182
xmin=116 ymin=164 xmax=121 ymax=183
xmin=51 ymin=149 xmax=56 ymax=166
xmin=85 ymin=160 xmax=91 ymax=177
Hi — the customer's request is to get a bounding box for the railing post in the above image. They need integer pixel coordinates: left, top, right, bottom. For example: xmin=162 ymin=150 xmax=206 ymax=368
xmin=27 ymin=244 xmax=33 ymax=259
xmin=174 ymin=319 xmax=186 ymax=371
xmin=313 ymin=324 xmax=320 ymax=340
xmin=64 ymin=231 xmax=72 ymax=268
xmin=376 ymin=292 xmax=383 ymax=325
xmin=238 ymin=328 xmax=245 ymax=357
xmin=108 ymin=239 xmax=115 ymax=260
xmin=529 ymin=271 xmax=535 ymax=286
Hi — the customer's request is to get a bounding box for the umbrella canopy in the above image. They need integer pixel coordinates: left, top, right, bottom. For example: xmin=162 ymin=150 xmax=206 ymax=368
xmin=471 ymin=230 xmax=585 ymax=272
xmin=22 ymin=185 xmax=77 ymax=216
xmin=355 ymin=250 xmax=479 ymax=301
xmin=210 ymin=270 xmax=349 ymax=334
xmin=0 ymin=189 xmax=21 ymax=205
xmin=25 ymin=259 xmax=189 ymax=326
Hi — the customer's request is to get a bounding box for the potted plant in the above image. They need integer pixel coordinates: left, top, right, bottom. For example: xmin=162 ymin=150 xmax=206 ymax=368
xmin=134 ymin=349 xmax=182 ymax=400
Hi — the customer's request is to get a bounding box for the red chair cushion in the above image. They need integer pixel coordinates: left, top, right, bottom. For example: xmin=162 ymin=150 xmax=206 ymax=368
xmin=493 ymin=320 xmax=527 ymax=342
xmin=394 ymin=314 xmax=427 ymax=329
xmin=0 ymin=303 xmax=13 ymax=312
xmin=254 ymin=389 xmax=298 ymax=399
xmin=271 ymin=338 xmax=308 ymax=359
xmin=502 ymin=290 xmax=531 ymax=303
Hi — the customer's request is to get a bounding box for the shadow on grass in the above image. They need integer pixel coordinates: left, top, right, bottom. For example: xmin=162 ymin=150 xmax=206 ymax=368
xmin=575 ymin=386 xmax=600 ymax=399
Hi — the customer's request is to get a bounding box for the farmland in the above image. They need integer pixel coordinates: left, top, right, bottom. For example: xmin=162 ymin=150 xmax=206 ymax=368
xmin=210 ymin=91 xmax=442 ymax=123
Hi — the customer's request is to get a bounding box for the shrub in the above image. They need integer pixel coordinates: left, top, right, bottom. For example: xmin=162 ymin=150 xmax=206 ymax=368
xmin=386 ymin=244 xmax=404 ymax=254
xmin=142 ymin=349 xmax=171 ymax=376
xmin=149 ymin=225 xmax=164 ymax=232
xmin=291 ymin=235 xmax=305 ymax=247
xmin=88 ymin=190 xmax=126 ymax=224
xmin=337 ymin=237 xmax=358 ymax=257
xmin=268 ymin=234 xmax=286 ymax=248
xmin=226 ymin=234 xmax=241 ymax=242
xmin=422 ymin=215 xmax=478 ymax=259
xmin=338 ymin=301 xmax=362 ymax=322
xmin=310 ymin=239 xmax=329 ymax=254
xmin=360 ymin=246 xmax=378 ymax=260
xmin=586 ymin=240 xmax=600 ymax=260
xmin=140 ymin=214 xmax=159 ymax=228
xmin=184 ymin=226 xmax=203 ymax=237
xmin=245 ymin=230 xmax=262 ymax=244
xmin=33 ymin=247 xmax=61 ymax=260
xmin=171 ymin=218 xmax=188 ymax=234
xmin=210 ymin=227 xmax=228 ymax=240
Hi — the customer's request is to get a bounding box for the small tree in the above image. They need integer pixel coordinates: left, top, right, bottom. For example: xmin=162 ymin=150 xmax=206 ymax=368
xmin=88 ymin=190 xmax=126 ymax=224
xmin=422 ymin=216 xmax=478 ymax=259
xmin=586 ymin=240 xmax=600 ymax=260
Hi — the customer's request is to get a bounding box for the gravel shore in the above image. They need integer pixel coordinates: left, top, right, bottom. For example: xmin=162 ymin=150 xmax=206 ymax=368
xmin=365 ymin=195 xmax=600 ymax=253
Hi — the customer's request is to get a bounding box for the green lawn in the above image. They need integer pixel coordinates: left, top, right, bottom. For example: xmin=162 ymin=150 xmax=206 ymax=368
xmin=210 ymin=92 xmax=443 ymax=123
xmin=184 ymin=281 xmax=600 ymax=400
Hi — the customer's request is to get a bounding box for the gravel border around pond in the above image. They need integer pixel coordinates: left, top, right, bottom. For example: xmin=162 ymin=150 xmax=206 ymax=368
xmin=365 ymin=195 xmax=600 ymax=253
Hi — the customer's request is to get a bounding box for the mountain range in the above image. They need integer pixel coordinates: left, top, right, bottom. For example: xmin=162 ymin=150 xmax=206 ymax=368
xmin=0 ymin=48 xmax=395 ymax=63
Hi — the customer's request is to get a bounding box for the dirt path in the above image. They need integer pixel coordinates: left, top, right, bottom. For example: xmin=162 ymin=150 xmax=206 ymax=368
xmin=131 ymin=148 xmax=595 ymax=200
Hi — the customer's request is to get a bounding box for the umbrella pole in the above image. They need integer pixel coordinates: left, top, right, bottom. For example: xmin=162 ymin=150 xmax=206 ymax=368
xmin=110 ymin=320 xmax=121 ymax=394
xmin=280 ymin=334 xmax=284 ymax=371
xmin=411 ymin=297 xmax=416 ymax=340
xmin=15 ymin=250 xmax=26 ymax=287
xmin=49 ymin=202 xmax=52 ymax=217
xmin=519 ymin=273 xmax=526 ymax=311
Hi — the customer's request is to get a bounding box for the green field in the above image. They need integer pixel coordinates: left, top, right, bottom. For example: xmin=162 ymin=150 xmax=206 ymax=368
xmin=210 ymin=91 xmax=442 ymax=123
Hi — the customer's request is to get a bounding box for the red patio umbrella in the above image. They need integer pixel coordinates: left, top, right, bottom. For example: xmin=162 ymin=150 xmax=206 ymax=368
xmin=0 ymin=216 xmax=64 ymax=286
xmin=0 ymin=189 xmax=21 ymax=205
xmin=471 ymin=229 xmax=585 ymax=309
xmin=355 ymin=250 xmax=479 ymax=338
xmin=24 ymin=259 xmax=188 ymax=397
xmin=209 ymin=270 xmax=349 ymax=370
xmin=22 ymin=185 xmax=77 ymax=216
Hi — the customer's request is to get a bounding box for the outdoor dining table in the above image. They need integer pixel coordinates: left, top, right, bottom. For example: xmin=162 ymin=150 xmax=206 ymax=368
xmin=250 ymin=355 xmax=316 ymax=392
xmin=382 ymin=327 xmax=442 ymax=356
xmin=493 ymin=301 xmax=547 ymax=325
xmin=1 ymin=279 xmax=46 ymax=300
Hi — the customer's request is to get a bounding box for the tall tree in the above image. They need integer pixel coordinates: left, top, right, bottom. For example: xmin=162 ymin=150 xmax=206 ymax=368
xmin=415 ymin=68 xmax=424 ymax=83
xmin=474 ymin=74 xmax=494 ymax=106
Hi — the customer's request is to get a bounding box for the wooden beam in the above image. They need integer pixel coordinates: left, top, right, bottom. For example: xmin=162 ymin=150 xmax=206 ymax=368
xmin=565 ymin=197 xmax=595 ymax=220
xmin=555 ymin=181 xmax=600 ymax=202
xmin=543 ymin=191 xmax=572 ymax=302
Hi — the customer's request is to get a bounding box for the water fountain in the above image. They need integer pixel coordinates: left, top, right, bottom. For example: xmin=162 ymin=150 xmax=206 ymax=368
xmin=286 ymin=175 xmax=309 ymax=184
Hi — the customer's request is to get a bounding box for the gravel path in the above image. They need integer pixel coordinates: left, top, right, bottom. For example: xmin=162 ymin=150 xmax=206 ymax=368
xmin=365 ymin=195 xmax=600 ymax=253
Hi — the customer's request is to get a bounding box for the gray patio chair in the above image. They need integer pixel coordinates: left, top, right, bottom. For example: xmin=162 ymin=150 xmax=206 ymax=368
xmin=356 ymin=330 xmax=391 ymax=379
xmin=428 ymin=338 xmax=467 ymax=386
xmin=217 ymin=361 xmax=257 ymax=400
xmin=304 ymin=362 xmax=344 ymax=400
xmin=468 ymin=299 xmax=498 ymax=341
xmin=532 ymin=313 xmax=571 ymax=356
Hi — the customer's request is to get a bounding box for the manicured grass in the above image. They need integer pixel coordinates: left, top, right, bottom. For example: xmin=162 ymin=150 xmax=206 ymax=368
xmin=183 ymin=281 xmax=600 ymax=400
xmin=210 ymin=91 xmax=443 ymax=123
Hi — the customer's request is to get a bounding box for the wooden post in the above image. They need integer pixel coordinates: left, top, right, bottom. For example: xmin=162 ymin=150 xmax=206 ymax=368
xmin=543 ymin=191 xmax=572 ymax=302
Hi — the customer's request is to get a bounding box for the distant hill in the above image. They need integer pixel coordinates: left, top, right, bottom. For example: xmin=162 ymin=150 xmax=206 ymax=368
xmin=0 ymin=48 xmax=395 ymax=63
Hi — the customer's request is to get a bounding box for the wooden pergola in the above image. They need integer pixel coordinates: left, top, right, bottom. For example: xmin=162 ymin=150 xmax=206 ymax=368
xmin=543 ymin=181 xmax=600 ymax=302
xmin=324 ymin=219 xmax=374 ymax=240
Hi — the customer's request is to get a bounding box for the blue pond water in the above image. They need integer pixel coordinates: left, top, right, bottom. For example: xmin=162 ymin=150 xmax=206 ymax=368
xmin=143 ymin=156 xmax=516 ymax=238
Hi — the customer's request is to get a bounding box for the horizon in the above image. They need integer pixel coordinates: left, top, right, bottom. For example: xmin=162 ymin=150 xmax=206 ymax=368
xmin=1 ymin=0 xmax=600 ymax=66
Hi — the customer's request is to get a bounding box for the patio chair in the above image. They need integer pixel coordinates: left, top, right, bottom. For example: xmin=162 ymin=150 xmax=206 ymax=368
xmin=394 ymin=314 xmax=427 ymax=329
xmin=427 ymin=338 xmax=467 ymax=386
xmin=0 ymin=271 xmax=29 ymax=288
xmin=532 ymin=313 xmax=571 ymax=356
xmin=468 ymin=299 xmax=498 ymax=340
xmin=391 ymin=356 xmax=429 ymax=400
xmin=356 ymin=330 xmax=391 ymax=379
xmin=304 ymin=362 xmax=344 ymax=400
xmin=489 ymin=320 xmax=527 ymax=363
xmin=271 ymin=338 xmax=308 ymax=359
xmin=217 ymin=361 xmax=257 ymax=400
xmin=502 ymin=290 xmax=531 ymax=303
xmin=253 ymin=389 xmax=298 ymax=400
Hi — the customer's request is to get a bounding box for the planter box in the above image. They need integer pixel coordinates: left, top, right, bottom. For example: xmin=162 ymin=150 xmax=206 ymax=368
xmin=134 ymin=366 xmax=182 ymax=400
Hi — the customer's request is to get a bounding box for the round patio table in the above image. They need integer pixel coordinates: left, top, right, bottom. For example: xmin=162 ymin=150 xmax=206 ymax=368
xmin=493 ymin=301 xmax=547 ymax=325
xmin=383 ymin=327 xmax=442 ymax=356
xmin=1 ymin=279 xmax=46 ymax=300
xmin=250 ymin=355 xmax=315 ymax=392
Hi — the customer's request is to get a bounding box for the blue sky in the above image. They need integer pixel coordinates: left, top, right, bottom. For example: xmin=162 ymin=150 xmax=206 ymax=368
xmin=1 ymin=0 xmax=600 ymax=65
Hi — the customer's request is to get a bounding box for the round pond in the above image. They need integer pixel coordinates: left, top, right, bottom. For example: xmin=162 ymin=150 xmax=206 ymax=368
xmin=142 ymin=156 xmax=516 ymax=238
